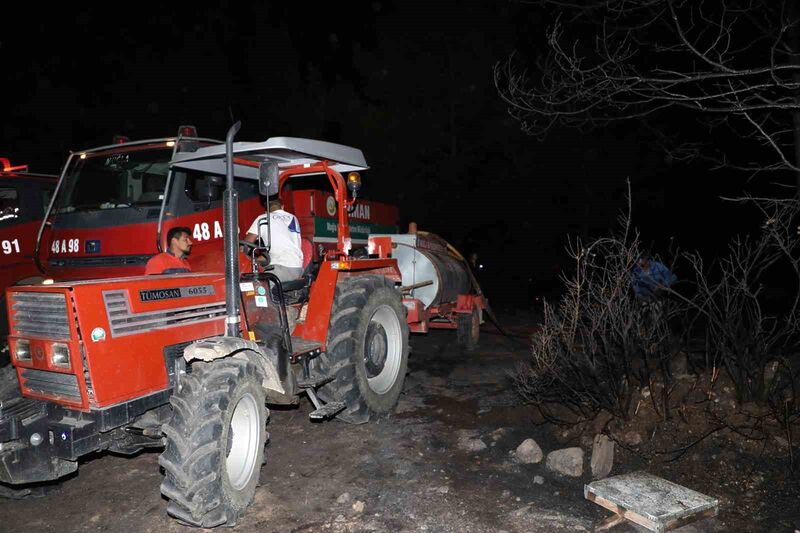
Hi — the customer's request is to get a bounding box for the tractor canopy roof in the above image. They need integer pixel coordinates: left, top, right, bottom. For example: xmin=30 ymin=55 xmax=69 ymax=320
xmin=169 ymin=137 xmax=368 ymax=179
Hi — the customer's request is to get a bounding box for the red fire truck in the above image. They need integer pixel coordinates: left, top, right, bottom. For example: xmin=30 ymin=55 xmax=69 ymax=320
xmin=0 ymin=160 xmax=56 ymax=359
xmin=37 ymin=127 xmax=397 ymax=281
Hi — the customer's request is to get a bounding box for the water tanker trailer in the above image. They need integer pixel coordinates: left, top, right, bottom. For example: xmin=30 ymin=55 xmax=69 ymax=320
xmin=370 ymin=228 xmax=486 ymax=350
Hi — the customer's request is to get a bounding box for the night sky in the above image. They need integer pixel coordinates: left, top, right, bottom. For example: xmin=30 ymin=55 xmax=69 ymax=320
xmin=1 ymin=1 xmax=778 ymax=306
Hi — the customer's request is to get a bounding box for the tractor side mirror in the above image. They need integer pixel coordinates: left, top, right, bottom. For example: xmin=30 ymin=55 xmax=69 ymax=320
xmin=258 ymin=161 xmax=279 ymax=197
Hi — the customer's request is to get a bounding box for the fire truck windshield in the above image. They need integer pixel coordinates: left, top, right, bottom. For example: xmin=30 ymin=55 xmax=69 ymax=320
xmin=55 ymin=147 xmax=171 ymax=213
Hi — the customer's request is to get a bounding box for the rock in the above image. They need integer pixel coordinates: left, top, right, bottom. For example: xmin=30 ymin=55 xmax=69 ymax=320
xmin=501 ymin=489 xmax=511 ymax=498
xmin=592 ymin=410 xmax=613 ymax=434
xmin=515 ymin=438 xmax=543 ymax=464
xmin=590 ymin=434 xmax=614 ymax=479
xmin=620 ymin=430 xmax=642 ymax=446
xmin=436 ymin=485 xmax=449 ymax=494
xmin=554 ymin=424 xmax=584 ymax=444
xmin=545 ymin=447 xmax=584 ymax=477
xmin=533 ymin=475 xmax=545 ymax=485
xmin=457 ymin=430 xmax=487 ymax=453
xmin=512 ymin=504 xmax=532 ymax=517
xmin=336 ymin=492 xmax=351 ymax=504
xmin=352 ymin=500 xmax=365 ymax=514
xmin=491 ymin=428 xmax=508 ymax=441
xmin=775 ymin=436 xmax=789 ymax=448
xmin=335 ymin=514 xmax=345 ymax=522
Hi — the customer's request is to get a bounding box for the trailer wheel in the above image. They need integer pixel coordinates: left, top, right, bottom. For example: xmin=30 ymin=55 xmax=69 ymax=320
xmin=316 ymin=275 xmax=409 ymax=424
xmin=159 ymin=359 xmax=267 ymax=528
xmin=456 ymin=307 xmax=481 ymax=351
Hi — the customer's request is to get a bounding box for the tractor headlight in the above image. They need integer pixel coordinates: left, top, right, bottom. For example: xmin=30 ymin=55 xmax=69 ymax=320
xmin=15 ymin=339 xmax=30 ymax=362
xmin=51 ymin=343 xmax=70 ymax=368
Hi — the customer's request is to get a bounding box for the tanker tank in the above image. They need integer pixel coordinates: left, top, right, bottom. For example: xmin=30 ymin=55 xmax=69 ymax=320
xmin=375 ymin=232 xmax=472 ymax=309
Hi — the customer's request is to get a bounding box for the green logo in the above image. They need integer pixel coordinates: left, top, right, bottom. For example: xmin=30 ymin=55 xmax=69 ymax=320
xmin=91 ymin=327 xmax=106 ymax=342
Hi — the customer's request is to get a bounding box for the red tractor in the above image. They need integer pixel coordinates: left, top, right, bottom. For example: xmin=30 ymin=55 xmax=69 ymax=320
xmin=0 ymin=124 xmax=485 ymax=526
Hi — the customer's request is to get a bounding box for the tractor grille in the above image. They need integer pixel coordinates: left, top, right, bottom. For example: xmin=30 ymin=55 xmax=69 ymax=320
xmin=103 ymin=290 xmax=226 ymax=337
xmin=20 ymin=368 xmax=81 ymax=402
xmin=48 ymin=254 xmax=150 ymax=268
xmin=10 ymin=292 xmax=70 ymax=339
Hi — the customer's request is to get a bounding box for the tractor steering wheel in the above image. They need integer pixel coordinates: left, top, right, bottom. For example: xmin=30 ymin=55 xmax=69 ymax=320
xmin=239 ymin=239 xmax=258 ymax=251
xmin=240 ymin=240 xmax=269 ymax=268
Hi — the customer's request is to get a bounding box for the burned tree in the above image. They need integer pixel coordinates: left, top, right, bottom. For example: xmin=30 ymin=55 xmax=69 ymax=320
xmin=495 ymin=0 xmax=800 ymax=187
xmin=516 ymin=209 xmax=684 ymax=421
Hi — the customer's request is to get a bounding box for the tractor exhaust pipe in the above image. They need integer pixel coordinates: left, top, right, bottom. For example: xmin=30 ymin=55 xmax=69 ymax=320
xmin=224 ymin=122 xmax=242 ymax=337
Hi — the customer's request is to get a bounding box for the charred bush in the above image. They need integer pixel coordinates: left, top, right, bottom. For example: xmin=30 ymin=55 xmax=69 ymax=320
xmin=515 ymin=224 xmax=684 ymax=421
xmin=684 ymin=198 xmax=800 ymax=404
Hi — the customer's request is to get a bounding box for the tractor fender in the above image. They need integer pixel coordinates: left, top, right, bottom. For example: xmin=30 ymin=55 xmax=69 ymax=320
xmin=183 ymin=337 xmax=284 ymax=396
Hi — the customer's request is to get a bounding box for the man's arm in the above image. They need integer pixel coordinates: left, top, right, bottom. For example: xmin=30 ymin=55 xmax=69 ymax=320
xmin=241 ymin=214 xmax=262 ymax=252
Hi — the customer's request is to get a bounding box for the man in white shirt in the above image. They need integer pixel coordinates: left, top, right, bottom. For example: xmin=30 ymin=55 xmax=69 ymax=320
xmin=243 ymin=199 xmax=303 ymax=282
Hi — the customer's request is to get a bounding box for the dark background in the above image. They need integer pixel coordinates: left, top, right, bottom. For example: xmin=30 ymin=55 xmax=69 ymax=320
xmin=1 ymin=1 xmax=778 ymax=307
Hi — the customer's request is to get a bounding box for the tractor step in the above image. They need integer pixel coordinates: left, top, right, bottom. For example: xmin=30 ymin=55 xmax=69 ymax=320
xmin=290 ymin=336 xmax=322 ymax=360
xmin=296 ymin=375 xmax=334 ymax=389
xmin=309 ymin=401 xmax=346 ymax=420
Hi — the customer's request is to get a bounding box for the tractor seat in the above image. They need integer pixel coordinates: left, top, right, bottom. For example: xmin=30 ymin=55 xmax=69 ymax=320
xmin=270 ymin=260 xmax=320 ymax=304
xmin=279 ymin=277 xmax=307 ymax=292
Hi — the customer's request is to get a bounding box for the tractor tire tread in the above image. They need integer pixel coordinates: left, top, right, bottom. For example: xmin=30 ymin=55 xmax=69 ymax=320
xmin=314 ymin=275 xmax=409 ymax=425
xmin=159 ymin=358 xmax=266 ymax=528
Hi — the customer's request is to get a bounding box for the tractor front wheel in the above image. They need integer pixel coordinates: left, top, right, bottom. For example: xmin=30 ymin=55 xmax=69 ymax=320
xmin=159 ymin=359 xmax=267 ymax=528
xmin=316 ymin=275 xmax=409 ymax=424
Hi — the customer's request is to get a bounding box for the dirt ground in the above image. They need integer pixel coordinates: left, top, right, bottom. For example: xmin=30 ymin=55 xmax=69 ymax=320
xmin=0 ymin=311 xmax=797 ymax=532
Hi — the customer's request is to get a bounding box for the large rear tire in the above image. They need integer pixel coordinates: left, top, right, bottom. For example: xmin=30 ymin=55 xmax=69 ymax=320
xmin=315 ymin=275 xmax=409 ymax=424
xmin=159 ymin=359 xmax=267 ymax=528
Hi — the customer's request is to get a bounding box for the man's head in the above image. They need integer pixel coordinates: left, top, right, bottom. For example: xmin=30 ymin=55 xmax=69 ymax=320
xmin=268 ymin=199 xmax=283 ymax=213
xmin=167 ymin=227 xmax=192 ymax=258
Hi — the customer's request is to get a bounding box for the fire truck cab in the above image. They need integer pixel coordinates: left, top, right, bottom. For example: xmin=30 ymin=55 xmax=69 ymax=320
xmin=39 ymin=127 xmax=263 ymax=280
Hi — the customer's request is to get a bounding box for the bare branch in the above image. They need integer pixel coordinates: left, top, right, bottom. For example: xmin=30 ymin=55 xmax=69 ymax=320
xmin=496 ymin=0 xmax=800 ymax=176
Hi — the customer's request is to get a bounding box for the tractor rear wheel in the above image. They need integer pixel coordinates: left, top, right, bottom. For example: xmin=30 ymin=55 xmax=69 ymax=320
xmin=159 ymin=359 xmax=267 ymax=528
xmin=456 ymin=307 xmax=481 ymax=351
xmin=315 ymin=275 xmax=409 ymax=424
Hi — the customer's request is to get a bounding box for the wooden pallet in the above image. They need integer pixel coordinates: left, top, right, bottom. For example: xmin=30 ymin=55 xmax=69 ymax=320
xmin=585 ymin=472 xmax=718 ymax=532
